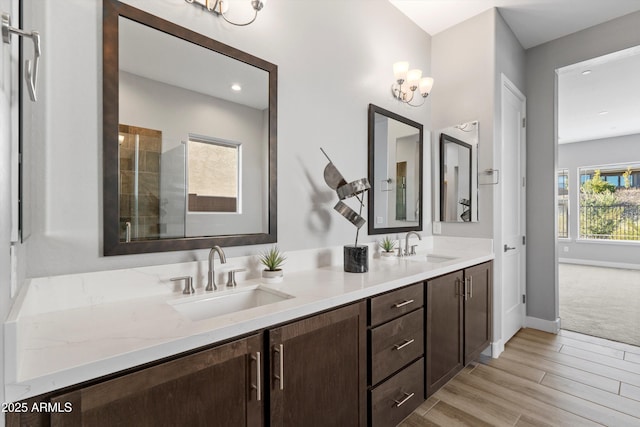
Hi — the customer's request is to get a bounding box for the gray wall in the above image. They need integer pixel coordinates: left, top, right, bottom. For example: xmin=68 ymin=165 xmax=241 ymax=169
xmin=431 ymin=9 xmax=495 ymax=238
xmin=558 ymin=134 xmax=640 ymax=266
xmin=525 ymin=10 xmax=640 ymax=321
xmin=22 ymin=0 xmax=432 ymax=278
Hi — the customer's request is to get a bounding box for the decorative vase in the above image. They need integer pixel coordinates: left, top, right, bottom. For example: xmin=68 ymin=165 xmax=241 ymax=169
xmin=344 ymin=245 xmax=368 ymax=273
xmin=262 ymin=269 xmax=284 ymax=284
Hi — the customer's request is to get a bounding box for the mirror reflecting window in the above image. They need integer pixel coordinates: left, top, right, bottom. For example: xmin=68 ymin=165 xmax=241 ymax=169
xmin=368 ymin=104 xmax=423 ymax=235
xmin=438 ymin=121 xmax=479 ymax=222
xmin=103 ymin=0 xmax=277 ymax=255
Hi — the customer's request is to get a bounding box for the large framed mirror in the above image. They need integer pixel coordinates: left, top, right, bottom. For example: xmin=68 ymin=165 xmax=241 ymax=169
xmin=367 ymin=104 xmax=423 ymax=235
xmin=103 ymin=0 xmax=277 ymax=255
xmin=438 ymin=121 xmax=478 ymax=222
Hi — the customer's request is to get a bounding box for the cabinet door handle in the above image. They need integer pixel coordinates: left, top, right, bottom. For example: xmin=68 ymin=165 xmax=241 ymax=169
xmin=463 ymin=278 xmax=469 ymax=301
xmin=394 ymin=391 xmax=415 ymax=407
xmin=469 ymin=276 xmax=473 ymax=299
xmin=394 ymin=299 xmax=414 ymax=308
xmin=250 ymin=351 xmax=262 ymax=401
xmin=273 ymin=344 xmax=284 ymax=390
xmin=393 ymin=339 xmax=415 ymax=351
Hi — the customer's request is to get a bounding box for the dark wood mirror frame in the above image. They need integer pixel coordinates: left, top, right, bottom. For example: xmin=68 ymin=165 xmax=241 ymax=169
xmin=103 ymin=0 xmax=277 ymax=256
xmin=367 ymin=104 xmax=423 ymax=236
xmin=439 ymin=133 xmax=473 ymax=223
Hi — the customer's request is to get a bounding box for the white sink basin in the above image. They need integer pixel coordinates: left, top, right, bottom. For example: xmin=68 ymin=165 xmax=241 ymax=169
xmin=406 ymin=254 xmax=458 ymax=263
xmin=425 ymin=254 xmax=457 ymax=263
xmin=169 ymin=285 xmax=294 ymax=321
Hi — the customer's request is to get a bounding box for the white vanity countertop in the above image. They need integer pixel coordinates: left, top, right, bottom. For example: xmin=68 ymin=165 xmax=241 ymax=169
xmin=4 ymin=237 xmax=493 ymax=402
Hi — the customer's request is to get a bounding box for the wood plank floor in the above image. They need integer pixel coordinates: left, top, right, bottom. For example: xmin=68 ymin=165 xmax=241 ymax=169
xmin=402 ymin=328 xmax=640 ymax=426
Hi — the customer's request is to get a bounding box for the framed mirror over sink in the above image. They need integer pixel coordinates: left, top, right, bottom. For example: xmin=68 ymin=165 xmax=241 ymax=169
xmin=367 ymin=104 xmax=423 ymax=235
xmin=103 ymin=0 xmax=277 ymax=255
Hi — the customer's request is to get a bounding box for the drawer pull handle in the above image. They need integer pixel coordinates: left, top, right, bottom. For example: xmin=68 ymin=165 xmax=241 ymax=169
xmin=250 ymin=351 xmax=261 ymax=401
xmin=394 ymin=392 xmax=415 ymax=407
xmin=394 ymin=299 xmax=414 ymax=308
xmin=393 ymin=339 xmax=415 ymax=350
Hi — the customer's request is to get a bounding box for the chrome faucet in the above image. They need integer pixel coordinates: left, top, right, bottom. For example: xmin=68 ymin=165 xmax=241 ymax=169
xmin=405 ymin=231 xmax=422 ymax=256
xmin=205 ymin=246 xmax=227 ymax=291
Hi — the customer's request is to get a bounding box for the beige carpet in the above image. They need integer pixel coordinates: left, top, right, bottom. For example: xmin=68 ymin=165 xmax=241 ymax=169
xmin=559 ymin=263 xmax=640 ymax=346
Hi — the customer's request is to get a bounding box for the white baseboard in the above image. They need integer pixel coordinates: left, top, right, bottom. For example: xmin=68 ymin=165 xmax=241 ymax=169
xmin=489 ymin=340 xmax=504 ymax=358
xmin=525 ymin=316 xmax=561 ymax=334
xmin=559 ymin=258 xmax=640 ymax=271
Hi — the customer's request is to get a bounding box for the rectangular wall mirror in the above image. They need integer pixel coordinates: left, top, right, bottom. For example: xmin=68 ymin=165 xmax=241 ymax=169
xmin=103 ymin=0 xmax=277 ymax=255
xmin=438 ymin=121 xmax=478 ymax=222
xmin=368 ymin=104 xmax=423 ymax=235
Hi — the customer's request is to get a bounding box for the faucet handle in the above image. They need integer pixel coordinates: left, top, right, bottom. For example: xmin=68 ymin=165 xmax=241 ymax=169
xmin=410 ymin=245 xmax=418 ymax=256
xmin=226 ymin=268 xmax=246 ymax=288
xmin=171 ymin=276 xmax=194 ymax=295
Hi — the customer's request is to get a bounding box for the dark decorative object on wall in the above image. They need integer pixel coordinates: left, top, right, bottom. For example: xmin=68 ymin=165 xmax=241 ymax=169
xmin=320 ymin=148 xmax=371 ymax=273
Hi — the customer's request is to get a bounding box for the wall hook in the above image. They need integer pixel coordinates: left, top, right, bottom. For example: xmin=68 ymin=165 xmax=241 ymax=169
xmin=2 ymin=12 xmax=41 ymax=102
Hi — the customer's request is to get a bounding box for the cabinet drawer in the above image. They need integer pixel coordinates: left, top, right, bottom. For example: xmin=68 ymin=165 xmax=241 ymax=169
xmin=370 ymin=308 xmax=424 ymax=385
xmin=370 ymin=358 xmax=424 ymax=427
xmin=369 ymin=283 xmax=423 ymax=327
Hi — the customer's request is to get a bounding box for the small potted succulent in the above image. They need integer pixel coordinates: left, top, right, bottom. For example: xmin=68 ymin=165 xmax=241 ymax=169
xmin=379 ymin=236 xmax=397 ymax=258
xmin=259 ymin=245 xmax=286 ymax=283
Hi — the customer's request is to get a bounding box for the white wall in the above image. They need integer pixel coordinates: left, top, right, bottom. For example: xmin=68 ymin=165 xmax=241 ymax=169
xmin=22 ymin=0 xmax=432 ymax=278
xmin=558 ymin=134 xmax=640 ymax=266
xmin=525 ymin=10 xmax=640 ymax=321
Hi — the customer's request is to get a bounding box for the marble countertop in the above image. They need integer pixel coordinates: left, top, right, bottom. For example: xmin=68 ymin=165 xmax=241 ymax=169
xmin=4 ymin=237 xmax=493 ymax=402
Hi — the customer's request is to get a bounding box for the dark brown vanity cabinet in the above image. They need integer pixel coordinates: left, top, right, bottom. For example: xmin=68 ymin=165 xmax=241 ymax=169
xmin=367 ymin=283 xmax=425 ymax=427
xmin=48 ymin=333 xmax=264 ymax=427
xmin=425 ymin=261 xmax=492 ymax=396
xmin=9 ymin=303 xmax=368 ymax=427
xmin=268 ymin=302 xmax=368 ymax=427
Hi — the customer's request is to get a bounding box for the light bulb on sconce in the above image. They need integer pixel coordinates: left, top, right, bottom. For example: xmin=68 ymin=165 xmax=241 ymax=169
xmin=391 ymin=61 xmax=434 ymax=107
xmin=185 ymin=0 xmax=267 ymax=27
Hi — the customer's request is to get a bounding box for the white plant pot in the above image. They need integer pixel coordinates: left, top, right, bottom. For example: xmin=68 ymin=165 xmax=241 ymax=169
xmin=381 ymin=251 xmax=396 ymax=259
xmin=262 ymin=269 xmax=284 ymax=284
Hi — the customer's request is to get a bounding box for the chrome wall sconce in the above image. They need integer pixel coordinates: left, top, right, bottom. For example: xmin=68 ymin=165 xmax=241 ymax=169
xmin=391 ymin=61 xmax=433 ymax=107
xmin=186 ymin=0 xmax=266 ymax=27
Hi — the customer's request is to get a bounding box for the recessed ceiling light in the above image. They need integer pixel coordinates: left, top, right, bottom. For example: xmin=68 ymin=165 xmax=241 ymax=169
xmin=582 ymin=70 xmax=592 ymax=75
xmin=231 ymin=84 xmax=242 ymax=92
xmin=598 ymin=110 xmax=609 ymax=115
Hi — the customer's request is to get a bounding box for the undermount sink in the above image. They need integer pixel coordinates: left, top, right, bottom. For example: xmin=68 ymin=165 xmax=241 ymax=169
xmin=169 ymin=285 xmax=294 ymax=321
xmin=406 ymin=254 xmax=458 ymax=263
xmin=425 ymin=254 xmax=457 ymax=263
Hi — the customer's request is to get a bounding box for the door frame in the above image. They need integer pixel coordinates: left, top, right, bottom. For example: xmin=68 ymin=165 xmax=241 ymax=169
xmin=492 ymin=73 xmax=527 ymax=356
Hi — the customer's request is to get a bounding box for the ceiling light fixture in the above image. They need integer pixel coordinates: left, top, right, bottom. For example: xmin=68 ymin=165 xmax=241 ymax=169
xmin=391 ymin=61 xmax=434 ymax=107
xmin=598 ymin=110 xmax=609 ymax=115
xmin=185 ymin=0 xmax=266 ymax=27
xmin=581 ymin=70 xmax=592 ymax=75
xmin=231 ymin=83 xmax=242 ymax=91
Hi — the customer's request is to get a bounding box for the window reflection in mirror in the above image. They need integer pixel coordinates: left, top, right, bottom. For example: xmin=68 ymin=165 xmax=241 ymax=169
xmin=438 ymin=121 xmax=479 ymax=223
xmin=187 ymin=137 xmax=240 ymax=214
xmin=368 ymin=104 xmax=423 ymax=235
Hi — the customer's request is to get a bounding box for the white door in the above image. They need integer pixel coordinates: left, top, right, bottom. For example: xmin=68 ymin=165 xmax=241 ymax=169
xmin=501 ymin=75 xmax=527 ymax=343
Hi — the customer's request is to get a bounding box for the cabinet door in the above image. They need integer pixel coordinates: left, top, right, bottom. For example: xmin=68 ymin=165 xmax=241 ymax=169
xmin=425 ymin=270 xmax=464 ymax=396
xmin=50 ymin=334 xmax=264 ymax=427
xmin=464 ymin=261 xmax=493 ymax=364
xmin=269 ymin=302 xmax=367 ymax=427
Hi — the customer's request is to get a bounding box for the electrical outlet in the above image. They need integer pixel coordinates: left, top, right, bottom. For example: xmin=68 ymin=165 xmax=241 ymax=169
xmin=433 ymin=222 xmax=442 ymax=234
xmin=376 ymin=216 xmax=383 ymax=224
xmin=563 ymin=246 xmax=569 ymax=253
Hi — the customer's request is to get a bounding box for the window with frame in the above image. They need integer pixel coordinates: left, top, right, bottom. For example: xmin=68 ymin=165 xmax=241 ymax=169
xmin=187 ymin=137 xmax=241 ymax=213
xmin=579 ymin=164 xmax=640 ymax=241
